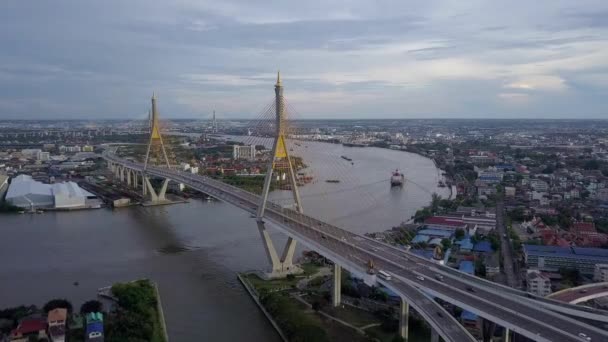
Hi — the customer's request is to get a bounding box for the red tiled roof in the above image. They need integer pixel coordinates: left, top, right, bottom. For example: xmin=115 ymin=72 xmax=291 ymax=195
xmin=573 ymin=222 xmax=596 ymax=233
xmin=425 ymin=217 xmax=465 ymax=227
xmin=12 ymin=318 xmax=46 ymax=336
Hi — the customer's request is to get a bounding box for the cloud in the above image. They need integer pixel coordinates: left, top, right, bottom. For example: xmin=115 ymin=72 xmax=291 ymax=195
xmin=0 ymin=0 xmax=607 ymax=119
xmin=504 ymin=75 xmax=567 ymax=91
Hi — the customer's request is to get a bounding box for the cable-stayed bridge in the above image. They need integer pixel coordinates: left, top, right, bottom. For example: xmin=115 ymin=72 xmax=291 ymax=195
xmin=103 ymin=73 xmax=608 ymax=342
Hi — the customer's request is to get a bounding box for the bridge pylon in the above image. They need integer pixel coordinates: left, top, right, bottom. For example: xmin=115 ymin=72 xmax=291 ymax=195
xmin=256 ymin=72 xmax=303 ymax=279
xmin=142 ymin=93 xmax=171 ymax=203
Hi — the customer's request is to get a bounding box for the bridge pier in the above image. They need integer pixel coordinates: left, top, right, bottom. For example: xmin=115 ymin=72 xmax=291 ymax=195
xmin=431 ymin=328 xmax=439 ymax=342
xmin=503 ymin=327 xmax=510 ymax=342
xmin=332 ymin=264 xmax=341 ymax=307
xmin=143 ymin=176 xmax=170 ymax=203
xmin=481 ymin=318 xmax=496 ymax=342
xmin=126 ymin=169 xmax=132 ymax=186
xmin=399 ymin=299 xmax=409 ymax=341
xmin=255 ymin=220 xmax=301 ymax=278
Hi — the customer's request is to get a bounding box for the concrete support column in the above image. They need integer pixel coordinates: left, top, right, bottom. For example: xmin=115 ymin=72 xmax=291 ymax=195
xmin=399 ymin=299 xmax=409 ymax=341
xmin=158 ymin=178 xmax=169 ymax=201
xmin=144 ymin=176 xmax=158 ymax=202
xmin=126 ymin=169 xmax=132 ymax=186
xmin=503 ymin=328 xmax=510 ymax=342
xmin=431 ymin=328 xmax=439 ymax=342
xmin=132 ymin=171 xmax=138 ymax=189
xmin=256 ymin=220 xmax=282 ymax=273
xmin=142 ymin=173 xmax=147 ymax=196
xmin=332 ymin=263 xmax=341 ymax=307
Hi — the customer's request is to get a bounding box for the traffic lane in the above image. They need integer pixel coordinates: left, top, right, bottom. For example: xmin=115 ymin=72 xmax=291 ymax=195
xmin=376 ymin=262 xmax=583 ymax=342
xmin=299 ymin=227 xmax=593 ymax=342
xmin=303 ymin=220 xmax=608 ymax=341
xmin=351 ymin=239 xmax=606 ymax=342
xmin=259 ymin=211 xmax=474 ymax=342
xmin=265 ymin=214 xmax=577 ymax=342
xmin=389 ymin=279 xmax=476 ymax=340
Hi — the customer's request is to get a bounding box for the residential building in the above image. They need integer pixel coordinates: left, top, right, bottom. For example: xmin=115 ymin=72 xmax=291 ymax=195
xmin=505 ymin=186 xmax=516 ymax=197
xmin=85 ymin=312 xmax=104 ymax=341
xmin=485 ymin=254 xmax=500 ymax=277
xmin=47 ymin=308 xmax=67 ymax=342
xmin=523 ymin=244 xmax=608 ymax=276
xmin=21 ymin=149 xmax=42 ymax=159
xmin=9 ymin=317 xmax=48 ymax=342
xmin=594 ymin=264 xmax=608 ymax=282
xmin=232 ymin=144 xmax=256 ymax=161
xmin=526 ymin=270 xmax=552 ymax=297
xmin=530 ymin=179 xmax=549 ymax=192
xmin=37 ymin=151 xmax=50 ymax=161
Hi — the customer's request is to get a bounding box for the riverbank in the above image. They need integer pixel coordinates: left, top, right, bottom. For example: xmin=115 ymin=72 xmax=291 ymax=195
xmin=238 ymin=260 xmax=430 ymax=342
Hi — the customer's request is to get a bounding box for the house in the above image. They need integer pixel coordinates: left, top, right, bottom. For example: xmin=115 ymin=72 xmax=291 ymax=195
xmin=526 ymin=270 xmax=552 ymax=297
xmin=85 ymin=312 xmax=104 ymax=341
xmin=47 ymin=308 xmax=67 ymax=342
xmin=10 ymin=317 xmax=48 ymax=342
xmin=485 ymin=254 xmax=500 ymax=277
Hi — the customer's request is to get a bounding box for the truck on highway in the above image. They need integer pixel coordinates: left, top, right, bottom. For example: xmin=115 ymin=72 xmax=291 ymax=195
xmin=367 ymin=260 xmax=376 ymax=274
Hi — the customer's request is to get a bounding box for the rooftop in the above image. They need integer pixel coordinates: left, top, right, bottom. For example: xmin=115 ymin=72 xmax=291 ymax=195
xmin=459 ymin=261 xmax=475 ymax=274
xmin=523 ymin=244 xmax=608 ymax=261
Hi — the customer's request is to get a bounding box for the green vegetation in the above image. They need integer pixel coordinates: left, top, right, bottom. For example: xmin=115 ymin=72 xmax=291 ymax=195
xmin=260 ymin=292 xmax=330 ymax=342
xmin=559 ymin=268 xmax=581 ymax=287
xmin=43 ymin=299 xmax=73 ymax=314
xmin=107 ymin=280 xmax=165 ymax=342
xmin=80 ymin=300 xmax=103 ymax=314
xmin=0 ymin=201 xmax=21 ymax=213
xmin=221 ymin=175 xmax=274 ymax=194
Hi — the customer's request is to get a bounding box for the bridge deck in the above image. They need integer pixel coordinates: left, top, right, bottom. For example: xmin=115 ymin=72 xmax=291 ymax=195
xmin=106 ymin=152 xmax=608 ymax=342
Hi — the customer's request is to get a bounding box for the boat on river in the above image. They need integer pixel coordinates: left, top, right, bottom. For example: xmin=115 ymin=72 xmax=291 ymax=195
xmin=390 ymin=169 xmax=405 ymax=187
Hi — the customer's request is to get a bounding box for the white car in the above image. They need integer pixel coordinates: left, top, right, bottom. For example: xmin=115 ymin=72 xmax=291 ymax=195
xmin=416 ymin=275 xmax=425 ymax=281
xmin=578 ymin=332 xmax=591 ymax=341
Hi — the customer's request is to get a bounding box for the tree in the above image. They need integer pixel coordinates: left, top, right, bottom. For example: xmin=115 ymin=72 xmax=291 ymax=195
xmin=441 ymin=238 xmax=452 ymax=251
xmin=584 ymin=160 xmax=600 ymax=170
xmin=455 ymin=228 xmax=465 ymax=240
xmin=312 ymin=301 xmax=321 ymax=312
xmin=80 ymin=300 xmax=103 ymax=314
xmin=43 ymin=299 xmax=73 ymax=314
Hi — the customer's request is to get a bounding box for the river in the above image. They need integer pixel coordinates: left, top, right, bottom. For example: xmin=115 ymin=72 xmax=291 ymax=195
xmin=0 ymin=141 xmax=447 ymax=341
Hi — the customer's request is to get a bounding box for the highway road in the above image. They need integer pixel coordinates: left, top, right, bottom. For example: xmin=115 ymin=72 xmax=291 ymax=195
xmin=496 ymin=199 xmax=519 ymax=288
xmin=105 ymin=153 xmax=608 ymax=342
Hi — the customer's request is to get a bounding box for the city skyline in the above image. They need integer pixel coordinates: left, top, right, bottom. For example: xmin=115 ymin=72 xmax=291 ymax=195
xmin=1 ymin=1 xmax=608 ymax=119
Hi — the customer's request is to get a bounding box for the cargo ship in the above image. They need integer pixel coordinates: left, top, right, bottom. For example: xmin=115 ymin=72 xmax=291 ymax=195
xmin=341 ymin=155 xmax=352 ymax=161
xmin=390 ymin=169 xmax=405 ymax=186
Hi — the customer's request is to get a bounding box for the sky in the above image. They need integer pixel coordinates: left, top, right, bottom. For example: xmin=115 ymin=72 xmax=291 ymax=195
xmin=1 ymin=0 xmax=608 ymax=120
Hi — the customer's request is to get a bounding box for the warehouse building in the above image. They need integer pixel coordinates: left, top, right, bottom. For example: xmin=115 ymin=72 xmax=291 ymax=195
xmin=5 ymin=175 xmax=94 ymax=210
xmin=523 ymin=244 xmax=608 ymax=276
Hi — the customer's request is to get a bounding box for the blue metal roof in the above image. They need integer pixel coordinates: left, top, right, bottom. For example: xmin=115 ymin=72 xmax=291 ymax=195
xmin=473 ymin=241 xmax=493 ymax=253
xmin=524 ymin=244 xmax=608 ymax=261
xmin=412 ymin=249 xmax=435 ymax=259
xmin=418 ymin=229 xmax=453 ymax=237
xmin=459 ymin=261 xmax=475 ymax=274
xmin=412 ymin=235 xmax=429 ymax=244
xmin=456 ymin=238 xmax=474 ymax=250
xmin=461 ymin=310 xmax=478 ymax=321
